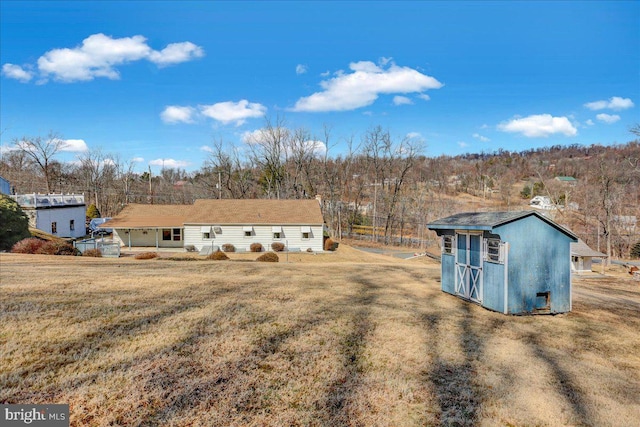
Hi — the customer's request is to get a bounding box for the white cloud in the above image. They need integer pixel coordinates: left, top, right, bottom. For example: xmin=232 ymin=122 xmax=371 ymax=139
xmin=147 ymin=42 xmax=204 ymax=66
xmin=406 ymin=132 xmax=422 ymax=139
xmin=132 ymin=157 xmax=144 ymax=163
xmin=320 ymin=70 xmax=330 ymax=77
xmin=417 ymin=93 xmax=431 ymax=101
xmin=161 ymin=105 xmax=196 ymax=124
xmin=2 ymin=63 xmax=34 ymax=82
xmin=200 ymin=100 xmax=267 ymax=126
xmin=585 ymin=119 xmax=595 ymax=126
xmin=241 ymin=128 xmax=326 ymax=156
xmin=149 ymin=158 xmax=189 ymax=168
xmin=200 ymin=145 xmax=214 ymax=153
xmin=6 ymin=33 xmax=203 ymax=83
xmin=393 ymin=95 xmax=413 ymax=106
xmin=497 ymin=114 xmax=578 ymax=138
xmin=291 ymin=60 xmax=443 ymax=112
xmin=472 ymin=133 xmax=490 ymax=142
xmin=596 ymin=113 xmax=621 ymax=124
xmin=296 ymin=64 xmax=308 ymax=75
xmin=584 ymin=96 xmax=634 ymax=111
xmin=458 ymin=141 xmax=469 ymax=148
xmin=59 ymin=139 xmax=88 ymax=152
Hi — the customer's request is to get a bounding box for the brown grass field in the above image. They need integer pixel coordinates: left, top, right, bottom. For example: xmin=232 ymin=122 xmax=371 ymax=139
xmin=1 ymin=246 xmax=639 ymax=426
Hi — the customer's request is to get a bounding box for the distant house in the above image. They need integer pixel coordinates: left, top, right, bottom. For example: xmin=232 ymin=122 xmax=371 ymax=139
xmin=0 ymin=175 xmax=10 ymax=195
xmin=102 ymin=199 xmax=325 ymax=252
xmin=571 ymin=239 xmax=606 ymax=274
xmin=428 ymin=211 xmax=577 ymax=315
xmin=10 ymin=193 xmax=87 ymax=238
xmin=529 ymin=195 xmax=555 ymax=210
xmin=555 ymin=176 xmax=577 ymax=185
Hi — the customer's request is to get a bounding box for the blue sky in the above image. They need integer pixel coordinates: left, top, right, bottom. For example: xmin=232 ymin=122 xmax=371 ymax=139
xmin=1 ymin=1 xmax=638 ymax=172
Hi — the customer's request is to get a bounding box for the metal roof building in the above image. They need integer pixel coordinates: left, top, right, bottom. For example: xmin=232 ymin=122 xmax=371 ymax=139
xmin=428 ymin=211 xmax=578 ymax=314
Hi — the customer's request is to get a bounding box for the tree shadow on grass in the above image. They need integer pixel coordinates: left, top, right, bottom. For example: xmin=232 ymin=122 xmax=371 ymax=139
xmin=422 ymin=301 xmax=506 ymax=426
xmin=524 ymin=332 xmax=594 ymax=426
xmin=313 ymin=275 xmax=379 ymax=427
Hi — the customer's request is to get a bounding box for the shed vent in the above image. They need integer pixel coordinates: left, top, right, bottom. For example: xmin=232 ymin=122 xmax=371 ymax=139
xmin=535 ymin=292 xmax=550 ymax=311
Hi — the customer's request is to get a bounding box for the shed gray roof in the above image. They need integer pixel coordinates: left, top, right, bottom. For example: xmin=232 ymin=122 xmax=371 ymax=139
xmin=427 ymin=210 xmax=578 ymax=240
xmin=571 ymin=239 xmax=607 ymax=258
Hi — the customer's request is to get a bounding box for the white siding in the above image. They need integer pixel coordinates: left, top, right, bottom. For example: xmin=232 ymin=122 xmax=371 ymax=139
xmin=34 ymin=206 xmax=86 ymax=238
xmin=184 ymin=224 xmax=324 ymax=252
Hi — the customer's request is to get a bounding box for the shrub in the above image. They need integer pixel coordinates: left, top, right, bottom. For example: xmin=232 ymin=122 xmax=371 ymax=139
xmin=250 ymin=242 xmax=263 ymax=252
xmin=36 ymin=241 xmax=79 ymax=256
xmin=256 ymin=252 xmax=279 ymax=262
xmin=324 ymin=238 xmax=338 ymax=251
xmin=207 ymin=250 xmax=229 ymax=261
xmin=83 ymin=248 xmax=102 ymax=257
xmin=0 ymin=196 xmax=31 ymax=251
xmin=134 ymin=252 xmax=158 ymax=260
xmin=271 ymin=242 xmax=285 ymax=252
xmin=11 ymin=237 xmax=46 ymax=254
xmin=222 ymin=244 xmax=235 ymax=252
xmin=86 ymin=204 xmax=101 ymax=219
xmin=306 ymin=248 xmax=314 ymax=253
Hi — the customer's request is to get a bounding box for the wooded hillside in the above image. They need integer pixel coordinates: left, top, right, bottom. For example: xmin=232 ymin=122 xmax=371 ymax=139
xmin=2 ymin=125 xmax=639 ymax=258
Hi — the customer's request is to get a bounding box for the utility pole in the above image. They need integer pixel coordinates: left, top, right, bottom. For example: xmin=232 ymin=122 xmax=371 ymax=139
xmin=148 ymin=165 xmax=152 ymax=204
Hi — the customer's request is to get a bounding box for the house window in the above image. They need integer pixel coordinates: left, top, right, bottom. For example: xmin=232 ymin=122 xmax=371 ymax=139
xmin=203 ymin=232 xmax=211 ymax=239
xmin=172 ymin=228 xmax=181 ymax=241
xmin=484 ymin=238 xmax=505 ymax=264
xmin=301 ymin=226 xmax=311 ymax=240
xmin=243 ymin=226 xmax=253 ymax=237
xmin=201 ymin=226 xmax=212 ymax=239
xmin=442 ymin=235 xmax=454 ymax=255
xmin=70 ymin=220 xmax=75 ymax=231
xmin=51 ymin=222 xmax=57 ymax=234
xmin=272 ymin=226 xmax=282 ymax=240
xmin=162 ymin=229 xmax=171 ymax=241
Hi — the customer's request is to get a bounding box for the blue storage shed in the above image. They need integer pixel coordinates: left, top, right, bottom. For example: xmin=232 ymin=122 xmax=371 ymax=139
xmin=427 ymin=211 xmax=578 ymax=314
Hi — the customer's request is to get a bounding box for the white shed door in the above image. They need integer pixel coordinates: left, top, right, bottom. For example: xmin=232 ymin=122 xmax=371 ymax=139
xmin=455 ymin=232 xmax=483 ymax=303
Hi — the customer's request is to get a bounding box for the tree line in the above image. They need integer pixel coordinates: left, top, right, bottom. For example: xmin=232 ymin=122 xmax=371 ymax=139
xmin=1 ymin=122 xmax=639 ymax=259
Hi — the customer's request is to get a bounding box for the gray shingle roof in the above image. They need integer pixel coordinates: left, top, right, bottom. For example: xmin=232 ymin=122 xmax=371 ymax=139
xmin=427 ymin=210 xmax=577 ymax=239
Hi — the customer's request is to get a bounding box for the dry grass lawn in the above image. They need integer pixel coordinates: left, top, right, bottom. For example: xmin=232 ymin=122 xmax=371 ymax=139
xmin=1 ymin=246 xmax=639 ymax=426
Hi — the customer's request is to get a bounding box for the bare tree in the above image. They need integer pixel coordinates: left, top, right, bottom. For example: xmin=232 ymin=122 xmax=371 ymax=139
xmin=246 ymin=117 xmax=288 ymax=198
xmin=14 ymin=132 xmax=64 ymax=193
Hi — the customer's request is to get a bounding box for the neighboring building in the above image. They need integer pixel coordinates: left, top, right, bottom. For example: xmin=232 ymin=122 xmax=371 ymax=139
xmin=428 ymin=211 xmax=577 ymax=315
xmin=555 ymin=176 xmax=577 ymax=185
xmin=102 ymin=199 xmax=325 ymax=252
xmin=0 ymin=175 xmax=11 ymax=195
xmin=10 ymin=193 xmax=87 ymax=239
xmin=529 ymin=195 xmax=555 ymax=210
xmin=571 ymin=239 xmax=606 ymax=274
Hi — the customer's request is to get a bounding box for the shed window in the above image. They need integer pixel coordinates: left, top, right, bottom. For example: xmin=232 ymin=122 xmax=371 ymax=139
xmin=51 ymin=222 xmax=57 ymax=234
xmin=442 ymin=235 xmax=454 ymax=255
xmin=243 ymin=226 xmax=253 ymax=237
xmin=70 ymin=220 xmax=75 ymax=231
xmin=484 ymin=238 xmax=505 ymax=264
xmin=201 ymin=226 xmax=212 ymax=239
xmin=272 ymin=226 xmax=282 ymax=239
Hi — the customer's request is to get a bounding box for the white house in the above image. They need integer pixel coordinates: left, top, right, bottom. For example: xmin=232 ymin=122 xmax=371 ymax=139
xmin=571 ymin=239 xmax=607 ymax=274
xmin=102 ymin=199 xmax=326 ymax=252
xmin=10 ymin=193 xmax=87 ymax=239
